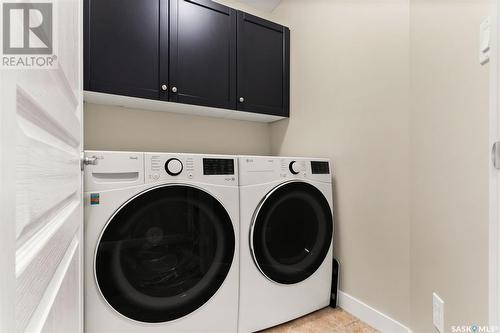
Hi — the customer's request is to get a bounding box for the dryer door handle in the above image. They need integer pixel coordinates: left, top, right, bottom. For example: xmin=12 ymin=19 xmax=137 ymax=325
xmin=493 ymin=141 xmax=500 ymax=169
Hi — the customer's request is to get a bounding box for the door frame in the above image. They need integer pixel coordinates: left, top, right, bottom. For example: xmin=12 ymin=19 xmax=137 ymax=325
xmin=490 ymin=0 xmax=500 ymax=326
xmin=0 ymin=72 xmax=16 ymax=333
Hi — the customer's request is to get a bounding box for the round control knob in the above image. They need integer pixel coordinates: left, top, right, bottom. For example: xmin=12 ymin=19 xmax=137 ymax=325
xmin=289 ymin=161 xmax=300 ymax=175
xmin=165 ymin=158 xmax=183 ymax=176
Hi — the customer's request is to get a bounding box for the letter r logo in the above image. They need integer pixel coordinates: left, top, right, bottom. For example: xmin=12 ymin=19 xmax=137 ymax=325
xmin=3 ymin=3 xmax=52 ymax=54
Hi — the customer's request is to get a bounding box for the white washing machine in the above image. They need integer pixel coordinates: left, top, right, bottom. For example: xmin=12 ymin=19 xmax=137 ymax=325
xmin=84 ymin=151 xmax=239 ymax=332
xmin=238 ymin=156 xmax=334 ymax=333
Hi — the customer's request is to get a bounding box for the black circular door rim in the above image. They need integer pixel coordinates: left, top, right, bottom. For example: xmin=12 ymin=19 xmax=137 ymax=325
xmin=249 ymin=180 xmax=332 ymax=285
xmin=93 ymin=183 xmax=235 ymax=325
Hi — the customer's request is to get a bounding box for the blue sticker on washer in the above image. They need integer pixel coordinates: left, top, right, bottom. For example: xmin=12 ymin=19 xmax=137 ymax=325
xmin=90 ymin=193 xmax=100 ymax=205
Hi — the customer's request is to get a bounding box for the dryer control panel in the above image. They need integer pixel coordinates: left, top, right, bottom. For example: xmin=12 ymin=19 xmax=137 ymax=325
xmin=238 ymin=156 xmax=331 ymax=186
xmin=145 ymin=153 xmax=238 ymax=186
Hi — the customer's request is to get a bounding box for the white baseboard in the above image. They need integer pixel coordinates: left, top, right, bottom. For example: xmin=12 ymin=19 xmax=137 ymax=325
xmin=337 ymin=291 xmax=412 ymax=333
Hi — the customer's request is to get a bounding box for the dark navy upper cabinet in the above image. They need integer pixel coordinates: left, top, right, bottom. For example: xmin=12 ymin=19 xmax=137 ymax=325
xmin=237 ymin=12 xmax=290 ymax=117
xmin=84 ymin=0 xmax=290 ymax=119
xmin=169 ymin=0 xmax=237 ymax=109
xmin=84 ymin=0 xmax=164 ymax=99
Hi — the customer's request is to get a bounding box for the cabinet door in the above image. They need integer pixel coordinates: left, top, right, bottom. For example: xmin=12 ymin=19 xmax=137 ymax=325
xmin=85 ymin=0 xmax=165 ymax=99
xmin=237 ymin=12 xmax=290 ymax=117
xmin=168 ymin=0 xmax=236 ymax=109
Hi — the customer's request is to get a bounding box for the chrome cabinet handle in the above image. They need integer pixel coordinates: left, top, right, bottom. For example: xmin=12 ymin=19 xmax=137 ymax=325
xmin=172 ymin=86 xmax=178 ymax=93
xmin=239 ymin=97 xmax=244 ymax=103
xmin=161 ymin=84 xmax=167 ymax=91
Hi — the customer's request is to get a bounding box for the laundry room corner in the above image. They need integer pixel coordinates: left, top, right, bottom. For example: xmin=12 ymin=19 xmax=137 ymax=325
xmin=269 ymin=0 xmax=412 ymax=328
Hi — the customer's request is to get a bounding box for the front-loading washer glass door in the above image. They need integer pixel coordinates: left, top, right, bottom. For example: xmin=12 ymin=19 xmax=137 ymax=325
xmin=251 ymin=181 xmax=333 ymax=285
xmin=95 ymin=185 xmax=235 ymax=323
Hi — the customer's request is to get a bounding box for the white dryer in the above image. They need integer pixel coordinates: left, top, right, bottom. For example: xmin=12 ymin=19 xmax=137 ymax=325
xmin=238 ymin=156 xmax=334 ymax=333
xmin=84 ymin=151 xmax=239 ymax=332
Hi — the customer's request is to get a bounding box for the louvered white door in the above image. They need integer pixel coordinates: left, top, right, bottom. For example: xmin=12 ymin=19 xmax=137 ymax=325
xmin=0 ymin=0 xmax=84 ymax=331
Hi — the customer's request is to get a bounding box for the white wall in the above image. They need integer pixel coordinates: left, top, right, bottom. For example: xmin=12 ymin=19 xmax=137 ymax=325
xmin=409 ymin=0 xmax=490 ymax=331
xmin=84 ymin=103 xmax=271 ymax=155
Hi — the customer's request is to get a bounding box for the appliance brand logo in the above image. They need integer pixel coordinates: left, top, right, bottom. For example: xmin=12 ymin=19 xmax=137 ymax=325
xmin=2 ymin=1 xmax=57 ymax=68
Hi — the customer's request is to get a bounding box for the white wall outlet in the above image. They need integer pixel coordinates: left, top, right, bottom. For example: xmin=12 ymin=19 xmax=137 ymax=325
xmin=432 ymin=292 xmax=444 ymax=333
xmin=480 ymin=16 xmax=491 ymax=65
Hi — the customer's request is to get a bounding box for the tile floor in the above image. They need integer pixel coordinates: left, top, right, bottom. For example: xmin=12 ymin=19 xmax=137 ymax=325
xmin=261 ymin=307 xmax=379 ymax=333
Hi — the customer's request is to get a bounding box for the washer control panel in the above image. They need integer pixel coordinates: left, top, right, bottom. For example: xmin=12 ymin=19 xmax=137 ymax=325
xmin=146 ymin=153 xmax=238 ymax=186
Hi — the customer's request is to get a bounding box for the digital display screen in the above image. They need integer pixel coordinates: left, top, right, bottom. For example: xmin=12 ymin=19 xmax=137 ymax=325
xmin=311 ymin=161 xmax=330 ymax=174
xmin=203 ymin=158 xmax=235 ymax=175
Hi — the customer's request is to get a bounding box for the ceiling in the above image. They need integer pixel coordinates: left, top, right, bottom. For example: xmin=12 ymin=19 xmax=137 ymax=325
xmin=237 ymin=0 xmax=282 ymax=12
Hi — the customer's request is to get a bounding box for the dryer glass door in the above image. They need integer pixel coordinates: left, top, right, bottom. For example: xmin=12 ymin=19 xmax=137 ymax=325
xmin=95 ymin=185 xmax=235 ymax=323
xmin=251 ymin=181 xmax=333 ymax=284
